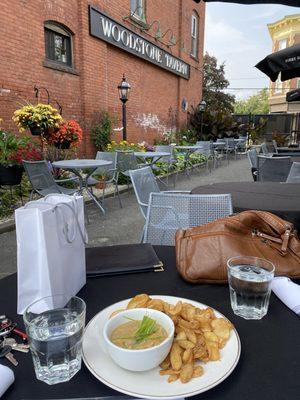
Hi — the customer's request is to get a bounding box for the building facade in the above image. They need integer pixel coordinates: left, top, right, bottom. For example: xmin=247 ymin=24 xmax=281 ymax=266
xmin=268 ymin=13 xmax=300 ymax=113
xmin=0 ymin=0 xmax=205 ymax=156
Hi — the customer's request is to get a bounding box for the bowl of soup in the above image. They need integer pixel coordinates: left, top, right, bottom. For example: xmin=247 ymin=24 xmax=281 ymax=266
xmin=103 ymin=308 xmax=174 ymax=371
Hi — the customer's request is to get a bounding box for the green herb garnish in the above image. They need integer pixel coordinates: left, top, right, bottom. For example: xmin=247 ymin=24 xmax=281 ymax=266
xmin=134 ymin=315 xmax=158 ymax=343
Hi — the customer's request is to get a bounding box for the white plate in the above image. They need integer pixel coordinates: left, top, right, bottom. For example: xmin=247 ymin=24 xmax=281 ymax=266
xmin=82 ymin=295 xmax=241 ymax=400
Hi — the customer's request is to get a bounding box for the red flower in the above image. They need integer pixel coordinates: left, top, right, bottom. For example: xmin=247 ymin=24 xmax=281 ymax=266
xmin=47 ymin=120 xmax=83 ymax=147
xmin=8 ymin=143 xmax=42 ymax=165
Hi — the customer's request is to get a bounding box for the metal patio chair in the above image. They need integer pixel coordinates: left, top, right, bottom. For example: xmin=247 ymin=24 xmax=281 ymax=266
xmin=23 ymin=160 xmax=80 ymax=200
xmin=88 ymin=151 xmax=122 ymax=207
xmin=247 ymin=149 xmax=258 ymax=181
xmin=261 ymin=142 xmax=277 ymax=156
xmin=195 ymin=141 xmax=216 ymax=169
xmin=257 ymin=156 xmax=292 ymax=182
xmin=143 ymin=192 xmax=233 ymax=246
xmin=129 ymin=166 xmax=190 ymax=240
xmin=154 ymin=145 xmax=178 ymax=186
xmin=286 ymin=162 xmax=300 ymax=183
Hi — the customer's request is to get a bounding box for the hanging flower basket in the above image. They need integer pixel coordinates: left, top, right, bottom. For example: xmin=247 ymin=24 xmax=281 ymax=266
xmin=0 ymin=164 xmax=23 ymax=185
xmin=29 ymin=125 xmax=44 ymax=136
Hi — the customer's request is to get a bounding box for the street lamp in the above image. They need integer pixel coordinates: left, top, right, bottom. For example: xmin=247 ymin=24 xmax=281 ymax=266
xmin=118 ymin=74 xmax=131 ymax=141
xmin=198 ymin=100 xmax=207 ymax=137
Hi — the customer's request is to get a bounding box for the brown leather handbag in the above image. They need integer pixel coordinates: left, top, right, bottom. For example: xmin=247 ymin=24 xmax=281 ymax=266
xmin=175 ymin=210 xmax=300 ymax=284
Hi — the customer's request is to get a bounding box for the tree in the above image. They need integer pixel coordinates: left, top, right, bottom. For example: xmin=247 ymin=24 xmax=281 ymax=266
xmin=202 ymin=53 xmax=235 ymax=113
xmin=234 ymin=88 xmax=270 ymax=114
xmin=188 ymin=53 xmax=236 ymax=139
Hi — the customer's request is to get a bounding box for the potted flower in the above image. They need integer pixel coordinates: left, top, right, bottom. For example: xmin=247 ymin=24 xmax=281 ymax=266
xmin=0 ymin=127 xmax=42 ymax=185
xmin=46 ymin=120 xmax=83 ymax=149
xmin=13 ymin=103 xmax=62 ymax=136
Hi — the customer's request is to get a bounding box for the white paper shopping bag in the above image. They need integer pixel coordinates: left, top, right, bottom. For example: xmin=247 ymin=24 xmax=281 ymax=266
xmin=15 ymin=194 xmax=87 ymax=314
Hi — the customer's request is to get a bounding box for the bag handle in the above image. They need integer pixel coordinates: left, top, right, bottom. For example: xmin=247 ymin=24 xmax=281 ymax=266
xmin=23 ymin=196 xmax=88 ymax=245
xmin=53 ymin=202 xmax=88 ymax=245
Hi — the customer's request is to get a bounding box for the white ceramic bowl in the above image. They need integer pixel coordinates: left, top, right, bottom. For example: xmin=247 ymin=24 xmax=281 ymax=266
xmin=103 ymin=308 xmax=174 ymax=372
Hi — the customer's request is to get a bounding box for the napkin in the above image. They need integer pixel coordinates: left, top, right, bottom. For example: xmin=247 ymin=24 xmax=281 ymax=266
xmin=0 ymin=364 xmax=15 ymax=397
xmin=271 ymin=277 xmax=300 ymax=315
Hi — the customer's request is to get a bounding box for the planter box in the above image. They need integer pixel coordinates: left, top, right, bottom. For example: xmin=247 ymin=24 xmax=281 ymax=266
xmin=0 ymin=164 xmax=23 ymax=185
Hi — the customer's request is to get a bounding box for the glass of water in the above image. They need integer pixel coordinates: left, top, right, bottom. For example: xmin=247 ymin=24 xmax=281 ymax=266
xmin=227 ymin=256 xmax=275 ymax=320
xmin=23 ymin=295 xmax=86 ymax=385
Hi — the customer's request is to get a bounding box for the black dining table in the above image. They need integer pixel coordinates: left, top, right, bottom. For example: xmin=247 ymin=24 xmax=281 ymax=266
xmin=191 ymin=182 xmax=300 ymax=232
xmin=1 ymin=246 xmax=300 ymax=400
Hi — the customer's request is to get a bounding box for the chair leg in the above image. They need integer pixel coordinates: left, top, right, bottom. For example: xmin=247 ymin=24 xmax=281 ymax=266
xmin=140 ymin=224 xmax=146 ymax=243
xmin=29 ymin=190 xmax=35 ymax=201
xmin=19 ymin=184 xmax=24 ymax=205
xmin=114 ymin=180 xmax=122 ymax=208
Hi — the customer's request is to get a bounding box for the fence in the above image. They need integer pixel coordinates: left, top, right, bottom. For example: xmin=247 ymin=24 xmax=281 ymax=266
xmin=233 ymin=113 xmax=300 ymax=144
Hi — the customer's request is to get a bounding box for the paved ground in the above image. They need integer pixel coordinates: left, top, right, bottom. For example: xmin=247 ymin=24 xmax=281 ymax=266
xmin=0 ymin=156 xmax=252 ymax=279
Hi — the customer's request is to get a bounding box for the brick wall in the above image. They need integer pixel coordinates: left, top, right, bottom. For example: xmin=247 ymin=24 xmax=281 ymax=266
xmin=0 ymin=0 xmax=205 ymax=156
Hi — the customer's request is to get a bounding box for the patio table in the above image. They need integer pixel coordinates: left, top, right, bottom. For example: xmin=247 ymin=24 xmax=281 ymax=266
xmin=53 ymin=159 xmax=112 ymax=214
xmin=174 ymin=145 xmax=203 ymax=176
xmin=134 ymin=151 xmax=171 ymax=168
xmin=1 ymin=245 xmax=299 ymax=400
xmin=191 ymin=181 xmax=300 ymax=231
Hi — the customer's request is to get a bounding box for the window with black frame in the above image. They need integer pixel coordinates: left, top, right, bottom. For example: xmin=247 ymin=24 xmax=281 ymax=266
xmin=44 ymin=22 xmax=72 ymax=67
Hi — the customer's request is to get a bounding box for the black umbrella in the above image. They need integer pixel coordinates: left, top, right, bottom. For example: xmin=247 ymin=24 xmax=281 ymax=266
xmin=255 ymin=44 xmax=300 ymax=82
xmin=286 ymin=88 xmax=300 ymax=102
xmin=194 ymin=0 xmax=299 ymax=5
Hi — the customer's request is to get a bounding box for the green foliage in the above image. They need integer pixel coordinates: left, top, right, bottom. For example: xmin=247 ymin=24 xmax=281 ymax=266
xmin=202 ymin=53 xmax=235 ymax=113
xmin=188 ymin=53 xmax=236 ymax=140
xmin=0 ymin=175 xmax=31 ymax=218
xmin=0 ymin=131 xmax=30 ymax=166
xmin=248 ymin=117 xmax=267 ymax=145
xmin=234 ymin=89 xmax=270 ymax=114
xmin=91 ymin=111 xmax=115 ymax=151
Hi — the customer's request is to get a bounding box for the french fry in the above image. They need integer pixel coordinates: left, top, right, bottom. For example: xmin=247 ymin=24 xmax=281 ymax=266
xmin=159 ymin=355 xmax=170 ymax=370
xmin=170 ymin=342 xmax=182 ymax=371
xmin=193 ymin=365 xmax=204 ymax=378
xmin=180 ymin=363 xmax=194 ymax=383
xmin=159 ymin=369 xmax=180 ymax=376
xmin=177 ymin=340 xmax=195 ymax=350
xmin=168 ymin=374 xmax=179 ymax=383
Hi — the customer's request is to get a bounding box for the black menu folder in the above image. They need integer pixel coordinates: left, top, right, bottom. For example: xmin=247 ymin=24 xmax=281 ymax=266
xmin=85 ymin=244 xmax=164 ymax=277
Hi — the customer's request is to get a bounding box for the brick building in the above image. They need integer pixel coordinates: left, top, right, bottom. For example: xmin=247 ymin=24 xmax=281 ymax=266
xmin=268 ymin=13 xmax=300 ymax=113
xmin=0 ymin=0 xmax=205 ymax=156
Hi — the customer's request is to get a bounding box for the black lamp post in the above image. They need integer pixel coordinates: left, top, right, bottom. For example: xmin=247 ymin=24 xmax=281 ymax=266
xmin=198 ymin=100 xmax=207 ymax=137
xmin=118 ymin=74 xmax=131 ymax=141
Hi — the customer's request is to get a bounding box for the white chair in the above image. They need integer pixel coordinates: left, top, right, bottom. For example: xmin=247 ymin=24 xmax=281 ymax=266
xmin=144 ymin=192 xmax=233 ymax=246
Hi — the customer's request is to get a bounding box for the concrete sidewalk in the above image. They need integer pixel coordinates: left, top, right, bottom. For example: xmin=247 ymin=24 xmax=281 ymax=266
xmin=0 ymin=156 xmax=252 ymax=279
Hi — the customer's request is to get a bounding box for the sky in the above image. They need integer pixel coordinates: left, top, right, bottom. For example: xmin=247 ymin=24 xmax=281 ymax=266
xmin=204 ymin=2 xmax=300 ymax=100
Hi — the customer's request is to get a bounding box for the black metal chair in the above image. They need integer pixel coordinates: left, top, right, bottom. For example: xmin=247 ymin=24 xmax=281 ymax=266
xmin=257 ymin=156 xmax=292 ymax=182
xmin=247 ymin=149 xmax=258 ymax=181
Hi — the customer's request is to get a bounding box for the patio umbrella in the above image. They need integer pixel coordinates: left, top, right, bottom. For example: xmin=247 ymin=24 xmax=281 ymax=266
xmin=286 ymin=88 xmax=300 ymax=102
xmin=255 ymin=44 xmax=300 ymax=82
xmin=194 ymin=1 xmax=299 ymax=5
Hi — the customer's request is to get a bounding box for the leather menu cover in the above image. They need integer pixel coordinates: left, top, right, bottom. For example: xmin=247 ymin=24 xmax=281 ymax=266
xmin=86 ymin=244 xmax=164 ymax=277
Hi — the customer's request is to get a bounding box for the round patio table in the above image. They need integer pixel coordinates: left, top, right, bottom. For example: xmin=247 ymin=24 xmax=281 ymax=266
xmin=191 ymin=181 xmax=300 ymax=231
xmin=53 ymin=159 xmax=112 ymax=214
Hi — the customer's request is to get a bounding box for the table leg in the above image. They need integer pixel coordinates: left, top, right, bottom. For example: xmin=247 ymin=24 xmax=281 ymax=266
xmin=83 ymin=168 xmax=106 ymax=215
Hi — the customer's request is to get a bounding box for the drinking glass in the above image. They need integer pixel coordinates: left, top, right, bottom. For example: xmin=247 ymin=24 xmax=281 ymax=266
xmin=227 ymin=256 xmax=275 ymax=320
xmin=23 ymin=295 xmax=86 ymax=385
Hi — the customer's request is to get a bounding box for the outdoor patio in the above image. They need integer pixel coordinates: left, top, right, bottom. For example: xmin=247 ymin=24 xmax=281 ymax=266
xmin=0 ymin=156 xmax=251 ymax=279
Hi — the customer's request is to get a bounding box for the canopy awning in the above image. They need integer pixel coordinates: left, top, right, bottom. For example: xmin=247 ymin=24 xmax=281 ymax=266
xmin=194 ymin=0 xmax=299 ymax=5
xmin=255 ymin=44 xmax=300 ymax=82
